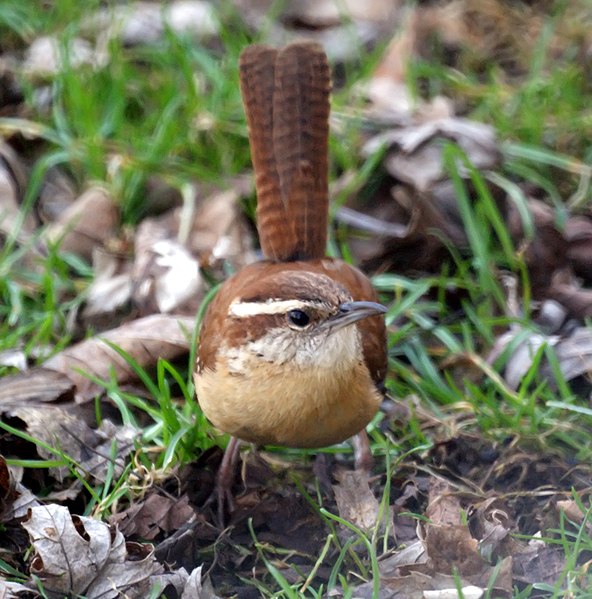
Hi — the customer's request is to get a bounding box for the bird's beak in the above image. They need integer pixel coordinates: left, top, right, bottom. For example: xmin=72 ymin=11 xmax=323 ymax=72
xmin=323 ymin=301 xmax=387 ymax=332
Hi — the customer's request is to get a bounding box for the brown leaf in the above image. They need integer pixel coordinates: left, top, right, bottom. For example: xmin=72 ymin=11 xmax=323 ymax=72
xmin=0 ymin=455 xmax=39 ymax=521
xmin=424 ymin=480 xmax=486 ymax=577
xmin=37 ymin=167 xmax=78 ymax=223
xmin=556 ymin=498 xmax=588 ymax=527
xmin=0 ymin=141 xmax=36 ymax=244
xmin=131 ymin=188 xmax=253 ymax=315
xmin=22 ymin=504 xmax=162 ymax=598
xmin=188 ymin=188 xmax=255 ymax=268
xmin=492 ymin=323 xmax=592 ymax=392
xmin=0 ymin=368 xmax=75 ymax=405
xmin=548 ymin=273 xmax=592 ymax=320
xmin=332 ymin=469 xmax=381 ymax=532
xmin=83 ymin=247 xmax=133 ymax=321
xmin=425 ymin=479 xmax=463 ymax=527
xmin=45 ymin=186 xmax=119 ymax=262
xmin=43 ymin=314 xmax=195 ymax=402
xmin=507 ymin=198 xmax=567 ymax=296
xmin=512 ymin=543 xmax=566 ymax=587
xmin=132 ymin=218 xmax=202 ymax=314
xmin=363 ymin=118 xmax=499 ymax=193
xmin=1 ymin=403 xmax=136 ymax=483
xmin=110 ymin=493 xmax=194 ymax=540
xmin=0 ymin=580 xmax=36 ymax=597
xmin=180 ymin=565 xmax=221 ymax=599
xmin=565 ymin=214 xmax=592 ymax=284
xmin=364 ymin=9 xmax=419 ymax=120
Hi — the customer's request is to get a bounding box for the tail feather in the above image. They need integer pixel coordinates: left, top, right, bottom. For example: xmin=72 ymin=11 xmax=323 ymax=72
xmin=239 ymin=42 xmax=331 ymax=261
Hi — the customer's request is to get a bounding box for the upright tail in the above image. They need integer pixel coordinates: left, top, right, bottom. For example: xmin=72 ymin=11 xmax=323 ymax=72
xmin=239 ymin=41 xmax=331 ymax=262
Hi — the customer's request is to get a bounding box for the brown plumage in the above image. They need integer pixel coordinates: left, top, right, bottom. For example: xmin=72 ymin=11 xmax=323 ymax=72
xmin=239 ymin=42 xmax=330 ymax=261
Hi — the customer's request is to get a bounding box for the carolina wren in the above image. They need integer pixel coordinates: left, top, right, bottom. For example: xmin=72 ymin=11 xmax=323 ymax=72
xmin=195 ymin=42 xmax=387 ymax=515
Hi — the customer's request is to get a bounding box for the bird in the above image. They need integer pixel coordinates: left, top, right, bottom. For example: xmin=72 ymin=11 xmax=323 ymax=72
xmin=194 ymin=41 xmax=388 ymax=521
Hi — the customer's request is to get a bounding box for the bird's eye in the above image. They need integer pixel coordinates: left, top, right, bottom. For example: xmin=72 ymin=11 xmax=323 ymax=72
xmin=287 ymin=309 xmax=310 ymax=328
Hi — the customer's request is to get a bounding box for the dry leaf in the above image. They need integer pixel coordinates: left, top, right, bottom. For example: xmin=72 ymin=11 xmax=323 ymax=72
xmin=556 ymin=498 xmax=591 ymax=530
xmin=135 ymin=238 xmax=201 ymax=314
xmin=83 ymin=247 xmax=133 ymax=320
xmin=23 ymin=36 xmax=97 ymax=77
xmin=22 ymin=504 xmax=161 ymax=598
xmin=43 ymin=314 xmax=195 ymax=402
xmin=364 ymin=118 xmax=499 ymax=193
xmin=181 ymin=565 xmax=221 ymax=599
xmin=0 ymin=455 xmax=39 ymax=521
xmin=89 ymin=1 xmax=218 ymax=47
xmin=110 ymin=493 xmax=194 ymax=540
xmin=0 ymin=368 xmax=75 ymax=405
xmin=423 ymin=588 xmax=483 ymax=599
xmin=565 ymin=214 xmax=592 ymax=284
xmin=507 ymin=198 xmax=567 ymax=296
xmin=45 ymin=186 xmax=119 ymax=262
xmin=0 ymin=141 xmax=36 ymax=244
xmin=1 ymin=403 xmax=136 ymax=483
xmin=424 ymin=480 xmax=486 ymax=577
xmin=333 ymin=469 xmax=380 ymax=531
xmin=0 ymin=580 xmax=36 ymax=598
xmin=37 ymin=167 xmax=78 ymax=223
xmin=512 ymin=544 xmax=566 ymax=587
xmin=491 ymin=324 xmax=592 ymax=392
xmin=0 ymin=348 xmax=27 ymax=370
xmin=363 ymin=8 xmax=417 ymax=120
xmin=189 ymin=188 xmax=255 ymax=268
xmin=425 ymin=479 xmax=463 ymax=527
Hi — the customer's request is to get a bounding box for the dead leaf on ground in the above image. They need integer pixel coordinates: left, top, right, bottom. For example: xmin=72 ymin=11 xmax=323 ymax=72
xmin=424 ymin=480 xmax=486 ymax=577
xmin=506 ymin=198 xmax=568 ymax=297
xmin=110 ymin=492 xmax=194 ymax=541
xmin=362 ymin=8 xmax=420 ymax=121
xmin=556 ymin=497 xmax=592 ymax=530
xmin=333 ymin=469 xmax=382 ymax=533
xmin=0 ymin=348 xmax=27 ymax=370
xmin=0 ymin=580 xmax=36 ymax=598
xmin=0 ymin=368 xmax=75 ymax=406
xmin=45 ymin=186 xmax=119 ymax=262
xmin=180 ymin=565 xmax=221 ymax=599
xmin=512 ymin=542 xmax=566 ymax=588
xmin=1 ymin=403 xmax=136 ymax=483
xmin=565 ymin=213 xmax=592 ymax=284
xmin=363 ymin=117 xmax=499 ymax=193
xmin=22 ymin=36 xmax=99 ymax=78
xmin=84 ymin=187 xmax=254 ymax=320
xmin=490 ymin=320 xmax=592 ymax=392
xmin=21 ymin=504 xmax=162 ymax=598
xmin=37 ymin=166 xmax=78 ymax=223
xmin=42 ymin=314 xmax=195 ymax=402
xmin=548 ymin=269 xmax=592 ymax=320
xmin=82 ymin=246 xmax=133 ymax=322
xmin=86 ymin=1 xmax=218 ymax=48
xmin=0 ymin=455 xmax=39 ymax=521
xmin=0 ymin=140 xmax=36 ymax=244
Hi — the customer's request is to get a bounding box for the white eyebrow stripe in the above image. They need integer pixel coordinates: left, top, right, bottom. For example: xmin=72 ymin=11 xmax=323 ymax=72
xmin=228 ymin=299 xmax=312 ymax=317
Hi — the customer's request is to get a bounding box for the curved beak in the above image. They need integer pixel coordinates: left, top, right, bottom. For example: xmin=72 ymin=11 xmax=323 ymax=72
xmin=323 ymin=300 xmax=387 ymax=332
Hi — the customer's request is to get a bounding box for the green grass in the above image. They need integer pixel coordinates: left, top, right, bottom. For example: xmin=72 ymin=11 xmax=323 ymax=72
xmin=1 ymin=0 xmax=592 ymax=597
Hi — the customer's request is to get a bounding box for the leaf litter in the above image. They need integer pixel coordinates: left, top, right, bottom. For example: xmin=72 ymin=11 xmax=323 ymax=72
xmin=1 ymin=0 xmax=592 ymax=597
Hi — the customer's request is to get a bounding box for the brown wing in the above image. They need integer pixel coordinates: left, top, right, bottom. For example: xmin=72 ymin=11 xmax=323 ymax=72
xmin=239 ymin=42 xmax=331 ymax=262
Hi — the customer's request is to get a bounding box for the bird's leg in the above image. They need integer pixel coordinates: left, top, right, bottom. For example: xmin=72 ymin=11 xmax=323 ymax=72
xmin=214 ymin=436 xmax=241 ymax=526
xmin=352 ymin=430 xmax=374 ymax=473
